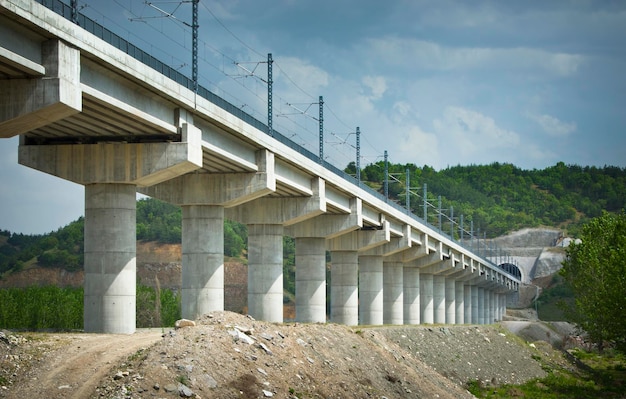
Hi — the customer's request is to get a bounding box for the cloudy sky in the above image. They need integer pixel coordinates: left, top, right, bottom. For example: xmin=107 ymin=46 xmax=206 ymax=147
xmin=1 ymin=0 xmax=625 ymax=234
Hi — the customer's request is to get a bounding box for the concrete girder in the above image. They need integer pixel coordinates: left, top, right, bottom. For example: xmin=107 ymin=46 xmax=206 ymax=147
xmin=225 ymin=176 xmax=325 ymax=225
xmin=361 ymin=224 xmax=411 ymax=257
xmin=325 ymin=186 xmax=352 ymax=213
xmin=286 ymin=197 xmax=363 ymax=239
xmin=384 ymin=232 xmax=429 ymax=263
xmin=327 ymin=220 xmax=391 ymax=253
xmin=411 ymin=241 xmax=445 ymax=269
xmin=362 ymin=204 xmax=382 ymax=227
xmin=0 ymin=39 xmax=81 ymax=137
xmin=418 ymin=257 xmax=455 ymax=275
xmin=0 ymin=46 xmax=45 ymax=76
xmin=140 ymin=148 xmax=275 ymax=206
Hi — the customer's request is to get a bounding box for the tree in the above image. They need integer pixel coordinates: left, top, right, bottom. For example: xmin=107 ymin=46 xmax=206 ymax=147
xmin=560 ymin=211 xmax=626 ymax=351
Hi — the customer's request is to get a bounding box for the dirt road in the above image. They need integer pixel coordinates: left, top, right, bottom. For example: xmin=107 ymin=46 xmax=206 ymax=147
xmin=5 ymin=330 xmax=162 ymax=399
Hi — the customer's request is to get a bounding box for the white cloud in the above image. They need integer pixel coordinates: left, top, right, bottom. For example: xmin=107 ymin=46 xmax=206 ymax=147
xmin=274 ymin=56 xmax=329 ymax=96
xmin=363 ymin=37 xmax=584 ymax=77
xmin=433 ymin=106 xmax=520 ymax=150
xmin=362 ymin=75 xmax=387 ymax=99
xmin=527 ymin=113 xmax=577 ymax=137
xmin=395 ymin=125 xmax=440 ymax=167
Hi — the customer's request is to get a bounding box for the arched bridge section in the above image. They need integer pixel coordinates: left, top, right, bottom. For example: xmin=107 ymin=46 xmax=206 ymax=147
xmin=0 ymin=0 xmax=520 ymax=333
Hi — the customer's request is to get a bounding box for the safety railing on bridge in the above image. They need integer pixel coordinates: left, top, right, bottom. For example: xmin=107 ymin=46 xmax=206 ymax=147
xmin=33 ymin=0 xmax=516 ymax=279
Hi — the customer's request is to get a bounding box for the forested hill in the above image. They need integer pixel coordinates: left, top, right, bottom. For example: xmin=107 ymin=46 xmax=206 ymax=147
xmin=1 ymin=162 xmax=624 ymax=277
xmin=349 ymin=161 xmax=626 ymax=237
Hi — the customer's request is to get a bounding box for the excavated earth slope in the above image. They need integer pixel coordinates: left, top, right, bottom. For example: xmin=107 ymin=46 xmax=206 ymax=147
xmin=0 ymin=311 xmax=568 ymax=399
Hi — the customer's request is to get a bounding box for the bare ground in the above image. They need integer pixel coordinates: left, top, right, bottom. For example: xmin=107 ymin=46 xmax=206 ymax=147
xmin=1 ymin=312 xmax=571 ymax=399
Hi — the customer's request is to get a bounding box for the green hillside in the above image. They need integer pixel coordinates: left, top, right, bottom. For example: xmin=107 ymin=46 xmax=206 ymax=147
xmin=354 ymin=161 xmax=626 ymax=237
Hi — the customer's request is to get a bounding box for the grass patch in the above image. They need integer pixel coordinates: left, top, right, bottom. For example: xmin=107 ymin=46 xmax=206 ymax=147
xmin=467 ymin=348 xmax=626 ymax=398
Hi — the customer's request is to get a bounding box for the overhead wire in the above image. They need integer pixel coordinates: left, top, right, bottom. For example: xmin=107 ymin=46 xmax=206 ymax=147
xmin=86 ymin=0 xmax=383 ymax=171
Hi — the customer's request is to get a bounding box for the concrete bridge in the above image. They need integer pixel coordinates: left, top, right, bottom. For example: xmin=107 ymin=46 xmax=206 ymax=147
xmin=0 ymin=0 xmax=520 ymax=333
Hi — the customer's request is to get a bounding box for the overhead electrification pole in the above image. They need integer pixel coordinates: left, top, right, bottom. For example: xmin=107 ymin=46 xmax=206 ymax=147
xmin=356 ymin=127 xmax=361 ymax=184
xmin=267 ymin=53 xmax=273 ymax=136
xmin=318 ymin=96 xmax=324 ymax=164
xmin=71 ymin=0 xmax=78 ymax=24
xmin=384 ymin=150 xmax=389 ymax=200
xmin=192 ymin=0 xmax=198 ymax=93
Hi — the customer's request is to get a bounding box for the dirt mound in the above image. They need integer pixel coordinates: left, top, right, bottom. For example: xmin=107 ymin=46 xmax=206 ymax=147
xmin=1 ymin=312 xmax=560 ymax=399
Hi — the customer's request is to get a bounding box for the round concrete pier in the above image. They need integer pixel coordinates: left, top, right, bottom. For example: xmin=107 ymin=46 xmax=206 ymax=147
xmin=181 ymin=205 xmax=224 ymax=319
xmin=383 ymin=261 xmax=404 ymax=325
xmin=247 ymin=224 xmax=284 ymax=322
xmin=295 ymin=237 xmax=326 ymax=323
xmin=83 ymin=183 xmax=136 ymax=334
xmin=359 ymin=255 xmax=383 ymax=325
xmin=403 ymin=267 xmax=420 ymax=324
xmin=330 ymin=250 xmax=359 ymax=325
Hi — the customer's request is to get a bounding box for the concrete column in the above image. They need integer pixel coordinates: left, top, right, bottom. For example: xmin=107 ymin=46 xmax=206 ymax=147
xmin=420 ymin=273 xmax=434 ymax=324
xmin=330 ymin=250 xmax=359 ymax=325
xmin=502 ymin=293 xmax=508 ymax=319
xmin=359 ymin=255 xmax=383 ymax=325
xmin=494 ymin=293 xmax=501 ymax=321
xmin=84 ymin=183 xmax=136 ymax=334
xmin=489 ymin=290 xmax=496 ymax=323
xmin=383 ymin=261 xmax=403 ymax=325
xmin=248 ymin=224 xmax=284 ymax=323
xmin=295 ymin=237 xmax=327 ymax=323
xmin=433 ymin=275 xmax=446 ymax=324
xmin=455 ymin=280 xmax=465 ymax=324
xmin=483 ymin=288 xmax=489 ymax=324
xmin=464 ymin=284 xmax=472 ymax=324
xmin=181 ymin=205 xmax=224 ymax=320
xmin=471 ymin=284 xmax=478 ymax=324
xmin=403 ymin=267 xmax=420 ymax=325
xmin=445 ymin=277 xmax=456 ymax=324
xmin=477 ymin=287 xmax=485 ymax=324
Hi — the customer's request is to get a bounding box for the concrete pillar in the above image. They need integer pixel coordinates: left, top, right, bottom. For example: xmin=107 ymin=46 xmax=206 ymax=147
xmin=494 ymin=293 xmax=500 ymax=321
xmin=489 ymin=290 xmax=495 ymax=323
xmin=477 ymin=287 xmax=485 ymax=324
xmin=248 ymin=224 xmax=284 ymax=323
xmin=403 ymin=267 xmax=420 ymax=325
xmin=383 ymin=261 xmax=403 ymax=325
xmin=483 ymin=288 xmax=489 ymax=324
xmin=433 ymin=275 xmax=446 ymax=324
xmin=330 ymin=250 xmax=359 ymax=325
xmin=84 ymin=183 xmax=136 ymax=334
xmin=471 ymin=284 xmax=478 ymax=324
xmin=464 ymin=284 xmax=472 ymax=324
xmin=420 ymin=273 xmax=434 ymax=324
xmin=181 ymin=205 xmax=224 ymax=319
xmin=445 ymin=277 xmax=456 ymax=324
xmin=359 ymin=255 xmax=383 ymax=325
xmin=455 ymin=280 xmax=465 ymax=324
xmin=295 ymin=237 xmax=327 ymax=323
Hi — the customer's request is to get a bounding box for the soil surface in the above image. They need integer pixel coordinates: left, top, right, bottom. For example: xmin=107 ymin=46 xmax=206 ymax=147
xmin=1 ymin=311 xmax=573 ymax=399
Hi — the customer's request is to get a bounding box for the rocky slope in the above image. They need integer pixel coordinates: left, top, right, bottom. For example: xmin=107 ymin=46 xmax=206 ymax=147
xmin=0 ymin=311 xmax=575 ymax=399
